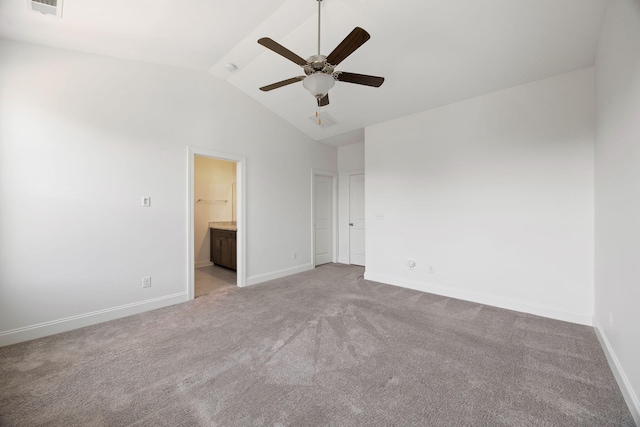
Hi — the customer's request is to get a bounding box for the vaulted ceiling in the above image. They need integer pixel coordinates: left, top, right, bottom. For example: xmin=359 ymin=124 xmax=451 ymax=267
xmin=0 ymin=0 xmax=606 ymax=145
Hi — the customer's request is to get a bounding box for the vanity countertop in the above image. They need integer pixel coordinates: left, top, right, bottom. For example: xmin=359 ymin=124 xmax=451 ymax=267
xmin=209 ymin=221 xmax=237 ymax=231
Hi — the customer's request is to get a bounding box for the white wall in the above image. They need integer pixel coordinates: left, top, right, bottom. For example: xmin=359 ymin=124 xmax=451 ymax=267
xmin=337 ymin=141 xmax=365 ymax=263
xmin=194 ymin=157 xmax=236 ymax=267
xmin=365 ymin=68 xmax=595 ymax=325
xmin=0 ymin=39 xmax=336 ymax=345
xmin=593 ymin=0 xmax=640 ymax=421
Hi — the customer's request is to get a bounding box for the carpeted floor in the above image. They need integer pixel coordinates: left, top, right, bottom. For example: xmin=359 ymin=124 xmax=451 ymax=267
xmin=0 ymin=264 xmax=634 ymax=426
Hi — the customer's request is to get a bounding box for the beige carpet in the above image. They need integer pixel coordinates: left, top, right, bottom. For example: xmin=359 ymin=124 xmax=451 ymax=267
xmin=0 ymin=264 xmax=634 ymax=426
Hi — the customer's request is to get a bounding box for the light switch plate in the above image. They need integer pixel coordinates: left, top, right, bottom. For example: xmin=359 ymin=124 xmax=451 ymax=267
xmin=142 ymin=196 xmax=151 ymax=207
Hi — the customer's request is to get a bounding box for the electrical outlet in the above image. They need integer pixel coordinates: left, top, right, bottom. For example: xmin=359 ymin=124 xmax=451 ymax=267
xmin=407 ymin=260 xmax=416 ymax=270
xmin=142 ymin=276 xmax=151 ymax=288
xmin=292 ymin=252 xmax=297 ymax=260
xmin=428 ymin=265 xmax=435 ymax=274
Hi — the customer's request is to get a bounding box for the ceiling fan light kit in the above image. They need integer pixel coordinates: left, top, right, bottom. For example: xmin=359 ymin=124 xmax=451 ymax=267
xmin=302 ymin=72 xmax=335 ymax=99
xmin=257 ymin=0 xmax=385 ymax=125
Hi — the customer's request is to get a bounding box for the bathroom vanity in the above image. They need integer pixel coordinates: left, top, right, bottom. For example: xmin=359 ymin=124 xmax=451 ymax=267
xmin=209 ymin=222 xmax=237 ymax=271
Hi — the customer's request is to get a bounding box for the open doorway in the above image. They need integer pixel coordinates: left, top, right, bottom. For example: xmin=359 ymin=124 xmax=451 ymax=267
xmin=188 ymin=147 xmax=246 ymax=300
xmin=194 ymin=156 xmax=237 ymax=297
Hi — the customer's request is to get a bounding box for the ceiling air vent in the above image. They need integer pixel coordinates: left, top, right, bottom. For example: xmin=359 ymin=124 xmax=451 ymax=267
xmin=308 ymin=112 xmax=337 ymax=128
xmin=27 ymin=0 xmax=63 ymax=18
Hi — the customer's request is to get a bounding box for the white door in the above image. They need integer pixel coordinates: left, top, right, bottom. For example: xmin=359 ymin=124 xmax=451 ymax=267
xmin=314 ymin=175 xmax=333 ymax=266
xmin=349 ymin=174 xmax=365 ymax=266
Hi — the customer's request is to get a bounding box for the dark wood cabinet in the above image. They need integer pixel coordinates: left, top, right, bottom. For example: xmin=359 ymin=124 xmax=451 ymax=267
xmin=210 ymin=229 xmax=237 ymax=271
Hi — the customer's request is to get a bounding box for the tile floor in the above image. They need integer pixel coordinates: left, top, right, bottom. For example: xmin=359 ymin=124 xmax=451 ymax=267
xmin=194 ymin=264 xmax=236 ymax=297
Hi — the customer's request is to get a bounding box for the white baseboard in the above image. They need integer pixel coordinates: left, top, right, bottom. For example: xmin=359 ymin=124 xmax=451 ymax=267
xmin=246 ymin=263 xmax=314 ymax=286
xmin=0 ymin=292 xmax=188 ymax=347
xmin=363 ymin=272 xmax=593 ymax=326
xmin=195 ymin=261 xmax=213 ymax=268
xmin=337 ymin=257 xmax=350 ymax=264
xmin=593 ymin=319 xmax=640 ymax=425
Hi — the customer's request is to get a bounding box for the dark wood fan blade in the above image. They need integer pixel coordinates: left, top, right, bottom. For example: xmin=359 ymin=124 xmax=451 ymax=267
xmin=335 ymin=72 xmax=384 ymax=87
xmin=259 ymin=76 xmax=306 ymax=92
xmin=258 ymin=38 xmax=308 ymax=66
xmin=326 ymin=27 xmax=370 ymax=66
xmin=317 ymin=94 xmax=330 ymax=107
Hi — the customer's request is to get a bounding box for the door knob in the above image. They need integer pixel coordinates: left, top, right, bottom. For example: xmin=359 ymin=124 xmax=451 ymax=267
xmin=349 ymin=223 xmax=354 ymax=226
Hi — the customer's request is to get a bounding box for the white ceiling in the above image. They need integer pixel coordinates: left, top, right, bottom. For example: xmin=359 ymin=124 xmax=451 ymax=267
xmin=0 ymin=0 xmax=606 ymax=145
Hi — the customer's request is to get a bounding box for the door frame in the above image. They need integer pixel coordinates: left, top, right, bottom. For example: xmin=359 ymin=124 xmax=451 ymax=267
xmin=311 ymin=169 xmax=338 ymax=267
xmin=188 ymin=146 xmax=247 ymax=300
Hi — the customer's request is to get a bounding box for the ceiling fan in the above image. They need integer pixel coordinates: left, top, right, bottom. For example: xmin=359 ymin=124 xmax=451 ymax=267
xmin=257 ymin=0 xmax=384 ymax=120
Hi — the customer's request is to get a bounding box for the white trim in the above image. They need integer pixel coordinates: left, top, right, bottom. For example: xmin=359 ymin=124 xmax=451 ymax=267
xmin=593 ymin=319 xmax=640 ymax=425
xmin=311 ymin=169 xmax=338 ymax=267
xmin=364 ymin=272 xmax=593 ymax=325
xmin=187 ymin=147 xmax=247 ymax=300
xmin=194 ymin=261 xmax=213 ymax=268
xmin=0 ymin=292 xmax=188 ymax=347
xmin=246 ymin=263 xmax=314 ymax=286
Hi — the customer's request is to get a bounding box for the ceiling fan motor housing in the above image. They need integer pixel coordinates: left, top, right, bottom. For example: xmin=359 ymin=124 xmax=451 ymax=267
xmin=304 ymin=55 xmax=335 ymax=75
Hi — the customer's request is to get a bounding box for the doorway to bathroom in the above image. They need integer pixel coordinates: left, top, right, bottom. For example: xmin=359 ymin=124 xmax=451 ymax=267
xmin=194 ymin=155 xmax=237 ymax=297
xmin=188 ymin=147 xmax=246 ymax=300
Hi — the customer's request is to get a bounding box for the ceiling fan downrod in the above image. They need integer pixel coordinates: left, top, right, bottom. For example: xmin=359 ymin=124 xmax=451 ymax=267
xmin=317 ymin=0 xmax=322 ymax=57
xmin=317 ymin=0 xmax=323 ymax=125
